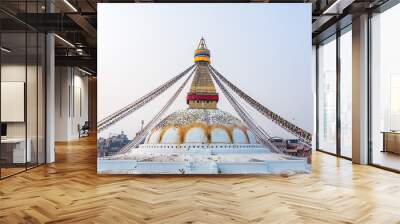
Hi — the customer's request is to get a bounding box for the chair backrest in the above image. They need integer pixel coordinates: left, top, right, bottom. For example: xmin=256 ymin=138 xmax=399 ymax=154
xmin=82 ymin=121 xmax=90 ymax=129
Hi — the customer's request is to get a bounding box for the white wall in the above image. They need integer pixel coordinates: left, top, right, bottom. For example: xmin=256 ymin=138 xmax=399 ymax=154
xmin=1 ymin=65 xmax=40 ymax=138
xmin=1 ymin=63 xmax=46 ymax=163
xmin=55 ymin=67 xmax=89 ymax=141
xmin=1 ymin=65 xmax=26 ymax=140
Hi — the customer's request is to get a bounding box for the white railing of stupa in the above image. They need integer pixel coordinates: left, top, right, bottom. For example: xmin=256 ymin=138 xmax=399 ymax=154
xmin=97 ymin=159 xmax=309 ymax=174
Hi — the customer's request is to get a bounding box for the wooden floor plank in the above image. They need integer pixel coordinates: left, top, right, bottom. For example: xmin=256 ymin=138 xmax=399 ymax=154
xmin=0 ymin=135 xmax=400 ymax=224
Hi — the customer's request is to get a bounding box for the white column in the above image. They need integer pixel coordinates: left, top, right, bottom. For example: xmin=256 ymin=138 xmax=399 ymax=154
xmin=45 ymin=0 xmax=56 ymax=163
xmin=352 ymin=14 xmax=369 ymax=164
xmin=46 ymin=33 xmax=55 ymax=163
xmin=55 ymin=67 xmax=72 ymax=141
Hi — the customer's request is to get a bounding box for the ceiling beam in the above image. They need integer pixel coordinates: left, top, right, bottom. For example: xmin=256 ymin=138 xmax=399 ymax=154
xmin=55 ymin=55 xmax=96 ymax=70
xmin=323 ymin=0 xmax=356 ymax=14
xmin=67 ymin=13 xmax=97 ymax=46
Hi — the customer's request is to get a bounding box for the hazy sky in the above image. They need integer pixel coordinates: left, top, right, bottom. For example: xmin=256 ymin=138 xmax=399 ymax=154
xmin=98 ymin=3 xmax=313 ymax=139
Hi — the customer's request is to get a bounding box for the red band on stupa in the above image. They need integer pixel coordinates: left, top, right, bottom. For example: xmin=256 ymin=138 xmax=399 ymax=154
xmin=187 ymin=94 xmax=219 ymax=102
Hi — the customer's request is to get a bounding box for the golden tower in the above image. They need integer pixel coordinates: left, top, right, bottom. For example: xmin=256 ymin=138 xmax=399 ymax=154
xmin=187 ymin=38 xmax=219 ymax=109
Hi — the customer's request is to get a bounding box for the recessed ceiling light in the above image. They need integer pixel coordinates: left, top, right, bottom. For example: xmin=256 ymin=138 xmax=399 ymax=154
xmin=54 ymin=34 xmax=75 ymax=48
xmin=63 ymin=0 xmax=78 ymax=12
xmin=323 ymin=0 xmax=354 ymax=15
xmin=1 ymin=47 xmax=11 ymax=53
xmin=78 ymin=67 xmax=93 ymax=76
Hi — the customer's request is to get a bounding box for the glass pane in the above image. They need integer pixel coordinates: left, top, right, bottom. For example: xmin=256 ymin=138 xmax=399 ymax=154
xmin=318 ymin=36 xmax=337 ymax=154
xmin=38 ymin=33 xmax=45 ymax=165
xmin=0 ymin=1 xmax=46 ymax=178
xmin=340 ymin=29 xmax=352 ymax=158
xmin=1 ymin=32 xmax=27 ymax=177
xmin=27 ymin=31 xmax=38 ymax=169
xmin=371 ymin=4 xmax=400 ymax=171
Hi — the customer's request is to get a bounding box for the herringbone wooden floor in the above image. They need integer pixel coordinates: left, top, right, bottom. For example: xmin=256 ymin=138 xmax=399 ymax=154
xmin=1 ymin=136 xmax=400 ymax=224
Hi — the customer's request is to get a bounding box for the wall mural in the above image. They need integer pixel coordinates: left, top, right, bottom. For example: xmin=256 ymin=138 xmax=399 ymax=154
xmin=97 ymin=4 xmax=313 ymax=174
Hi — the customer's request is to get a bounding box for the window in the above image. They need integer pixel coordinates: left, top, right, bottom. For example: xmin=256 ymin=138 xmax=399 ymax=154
xmin=371 ymin=4 xmax=400 ymax=171
xmin=317 ymin=26 xmax=353 ymax=159
xmin=339 ymin=27 xmax=352 ymax=158
xmin=318 ymin=35 xmax=337 ymax=154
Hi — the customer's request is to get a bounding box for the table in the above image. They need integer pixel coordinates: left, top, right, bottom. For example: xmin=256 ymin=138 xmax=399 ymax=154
xmin=382 ymin=131 xmax=400 ymax=154
xmin=1 ymin=138 xmax=32 ymax=163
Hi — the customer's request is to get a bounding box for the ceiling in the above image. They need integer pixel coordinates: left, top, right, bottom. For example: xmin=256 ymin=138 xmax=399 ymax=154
xmin=0 ymin=0 xmax=393 ymax=75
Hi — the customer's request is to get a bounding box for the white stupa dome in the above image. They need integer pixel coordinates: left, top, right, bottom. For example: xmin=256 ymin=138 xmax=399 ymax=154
xmin=144 ymin=109 xmax=257 ymax=145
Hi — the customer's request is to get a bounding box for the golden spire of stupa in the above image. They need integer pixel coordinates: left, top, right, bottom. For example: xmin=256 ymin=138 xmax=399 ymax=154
xmin=187 ymin=38 xmax=219 ymax=109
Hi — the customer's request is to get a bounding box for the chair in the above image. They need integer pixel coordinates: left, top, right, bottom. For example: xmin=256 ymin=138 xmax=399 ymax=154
xmin=79 ymin=121 xmax=90 ymax=138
